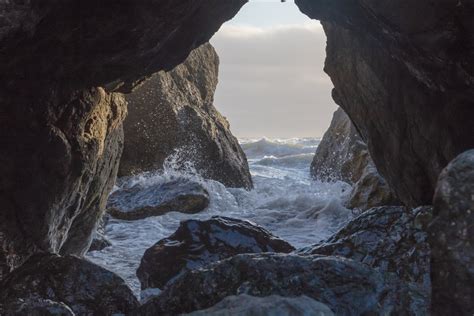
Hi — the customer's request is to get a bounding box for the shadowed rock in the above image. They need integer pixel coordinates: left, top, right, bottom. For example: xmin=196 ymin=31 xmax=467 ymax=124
xmin=311 ymin=108 xmax=398 ymax=210
xmin=0 ymin=253 xmax=138 ymax=316
xmin=120 ymin=43 xmax=252 ymax=189
xmin=0 ymin=297 xmax=75 ymax=316
xmin=429 ymin=149 xmax=474 ymax=315
xmin=137 ymin=216 xmax=294 ymax=290
xmin=186 ymin=294 xmax=334 ymax=316
xmin=107 ymin=178 xmax=210 ymax=220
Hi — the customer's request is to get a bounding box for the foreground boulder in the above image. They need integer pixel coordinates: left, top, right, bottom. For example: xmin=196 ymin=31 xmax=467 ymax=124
xmin=119 ymin=43 xmax=252 ymax=189
xmin=137 ymin=216 xmax=294 ymax=289
xmin=136 ymin=253 xmax=424 ymax=315
xmin=311 ymin=108 xmax=398 ymax=210
xmin=429 ymin=149 xmax=474 ymax=315
xmin=107 ymin=178 xmax=209 ymax=220
xmin=0 ymin=254 xmax=138 ymax=315
xmin=299 ymin=206 xmax=431 ymax=307
xmin=0 ymin=297 xmax=75 ymax=316
xmin=187 ymin=294 xmax=334 ymax=316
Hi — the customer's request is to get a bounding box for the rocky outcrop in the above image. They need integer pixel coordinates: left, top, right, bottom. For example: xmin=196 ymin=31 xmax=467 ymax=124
xmin=0 ymin=297 xmax=75 ymax=316
xmin=186 ymin=295 xmax=334 ymax=316
xmin=428 ymin=149 xmax=474 ymax=315
xmin=107 ymin=178 xmax=210 ymax=220
xmin=136 ymin=253 xmax=427 ymax=315
xmin=0 ymin=253 xmax=139 ymax=315
xmin=0 ymin=1 xmax=246 ymax=279
xmin=311 ymin=108 xmax=398 ymax=210
xmin=299 ymin=206 xmax=431 ymax=299
xmin=297 ymin=0 xmax=474 ymax=207
xmin=119 ymin=43 xmax=252 ymax=189
xmin=88 ymin=232 xmax=111 ymax=252
xmin=137 ymin=216 xmax=294 ymax=290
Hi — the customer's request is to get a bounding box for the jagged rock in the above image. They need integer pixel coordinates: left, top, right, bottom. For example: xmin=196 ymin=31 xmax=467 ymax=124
xmin=119 ymin=43 xmax=252 ymax=189
xmin=186 ymin=294 xmax=334 ymax=316
xmin=311 ymin=108 xmax=398 ymax=210
xmin=0 ymin=297 xmax=75 ymax=316
xmin=137 ymin=216 xmax=294 ymax=290
xmin=0 ymin=1 xmax=245 ymax=279
xmin=107 ymin=178 xmax=209 ymax=220
xmin=429 ymin=149 xmax=474 ymax=315
xmin=135 ymin=253 xmax=426 ymax=315
xmin=88 ymin=232 xmax=112 ymax=252
xmin=298 ymin=206 xmax=431 ymax=295
xmin=0 ymin=253 xmax=139 ymax=316
xmin=297 ymin=0 xmax=474 ymax=206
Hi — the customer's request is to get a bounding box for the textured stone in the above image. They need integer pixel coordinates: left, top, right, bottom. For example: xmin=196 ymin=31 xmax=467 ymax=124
xmin=107 ymin=178 xmax=210 ymax=220
xmin=186 ymin=294 xmax=335 ymax=316
xmin=135 ymin=254 xmax=386 ymax=315
xmin=429 ymin=149 xmax=474 ymax=315
xmin=137 ymin=216 xmax=294 ymax=290
xmin=297 ymin=0 xmax=474 ymax=207
xmin=0 ymin=253 xmax=138 ymax=315
xmin=311 ymin=108 xmax=398 ymax=210
xmin=0 ymin=297 xmax=75 ymax=316
xmin=120 ymin=43 xmax=252 ymax=189
xmin=299 ymin=206 xmax=431 ymax=294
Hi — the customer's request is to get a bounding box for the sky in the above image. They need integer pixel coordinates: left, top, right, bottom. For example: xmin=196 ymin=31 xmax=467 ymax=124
xmin=210 ymin=0 xmax=337 ymax=138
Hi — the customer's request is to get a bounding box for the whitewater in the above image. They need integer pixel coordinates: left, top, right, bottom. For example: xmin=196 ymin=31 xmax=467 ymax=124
xmin=87 ymin=137 xmax=354 ymax=296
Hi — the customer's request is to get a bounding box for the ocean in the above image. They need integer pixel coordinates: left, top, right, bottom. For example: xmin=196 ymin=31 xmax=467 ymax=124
xmin=87 ymin=137 xmax=354 ymax=296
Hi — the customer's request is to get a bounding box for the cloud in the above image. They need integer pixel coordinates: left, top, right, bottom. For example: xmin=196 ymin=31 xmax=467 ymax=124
xmin=210 ymin=21 xmax=337 ymax=138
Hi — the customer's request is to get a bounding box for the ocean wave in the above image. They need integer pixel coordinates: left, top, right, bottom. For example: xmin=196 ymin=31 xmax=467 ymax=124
xmin=240 ymin=137 xmax=319 ymax=159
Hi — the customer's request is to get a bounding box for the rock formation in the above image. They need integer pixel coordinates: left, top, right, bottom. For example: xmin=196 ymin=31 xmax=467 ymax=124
xmin=119 ymin=43 xmax=253 ymax=189
xmin=137 ymin=216 xmax=294 ymax=290
xmin=297 ymin=0 xmax=474 ymax=207
xmin=0 ymin=253 xmax=139 ymax=315
xmin=136 ymin=253 xmax=427 ymax=315
xmin=0 ymin=1 xmax=246 ymax=278
xmin=429 ymin=149 xmax=474 ymax=315
xmin=311 ymin=108 xmax=398 ymax=210
xmin=107 ymin=178 xmax=210 ymax=220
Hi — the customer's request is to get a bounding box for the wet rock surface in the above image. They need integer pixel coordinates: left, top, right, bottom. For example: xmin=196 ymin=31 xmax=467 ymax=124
xmin=429 ymin=149 xmax=474 ymax=315
xmin=297 ymin=0 xmax=474 ymax=207
xmin=186 ymin=294 xmax=334 ymax=316
xmin=120 ymin=43 xmax=252 ymax=189
xmin=107 ymin=178 xmax=210 ymax=220
xmin=88 ymin=232 xmax=112 ymax=252
xmin=0 ymin=297 xmax=75 ymax=316
xmin=136 ymin=253 xmax=426 ymax=315
xmin=299 ymin=206 xmax=431 ymax=294
xmin=0 ymin=253 xmax=138 ymax=315
xmin=311 ymin=108 xmax=398 ymax=210
xmin=137 ymin=216 xmax=294 ymax=290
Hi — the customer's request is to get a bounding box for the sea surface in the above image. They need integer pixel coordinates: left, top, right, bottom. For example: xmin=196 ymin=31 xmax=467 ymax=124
xmin=87 ymin=137 xmax=354 ymax=296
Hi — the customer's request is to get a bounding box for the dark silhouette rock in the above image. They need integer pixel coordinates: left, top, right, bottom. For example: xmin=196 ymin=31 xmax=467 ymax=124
xmin=429 ymin=149 xmax=474 ymax=315
xmin=88 ymin=232 xmax=112 ymax=252
xmin=297 ymin=0 xmax=474 ymax=207
xmin=0 ymin=1 xmax=245 ymax=279
xmin=0 ymin=253 xmax=139 ymax=316
xmin=135 ymin=253 xmax=427 ymax=315
xmin=0 ymin=297 xmax=75 ymax=316
xmin=186 ymin=294 xmax=334 ymax=316
xmin=107 ymin=178 xmax=210 ymax=220
xmin=137 ymin=216 xmax=294 ymax=290
xmin=311 ymin=108 xmax=398 ymax=210
xmin=299 ymin=206 xmax=431 ymax=302
xmin=120 ymin=43 xmax=252 ymax=189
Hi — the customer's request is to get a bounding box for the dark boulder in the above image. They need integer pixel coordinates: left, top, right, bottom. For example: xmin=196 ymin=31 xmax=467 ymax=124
xmin=299 ymin=206 xmax=431 ymax=298
xmin=311 ymin=108 xmax=398 ymax=210
xmin=0 ymin=297 xmax=75 ymax=316
xmin=429 ymin=149 xmax=474 ymax=315
xmin=119 ymin=43 xmax=252 ymax=189
xmin=137 ymin=216 xmax=294 ymax=290
xmin=88 ymin=232 xmax=112 ymax=252
xmin=107 ymin=178 xmax=209 ymax=220
xmin=135 ymin=253 xmax=426 ymax=315
xmin=186 ymin=294 xmax=334 ymax=316
xmin=0 ymin=253 xmax=139 ymax=316
xmin=297 ymin=0 xmax=474 ymax=207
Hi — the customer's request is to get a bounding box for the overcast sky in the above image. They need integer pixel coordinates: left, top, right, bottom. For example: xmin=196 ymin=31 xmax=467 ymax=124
xmin=210 ymin=0 xmax=337 ymax=138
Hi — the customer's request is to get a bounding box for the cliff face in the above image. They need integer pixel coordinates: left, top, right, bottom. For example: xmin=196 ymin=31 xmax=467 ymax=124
xmin=119 ymin=43 xmax=252 ymax=189
xmin=297 ymin=0 xmax=474 ymax=207
xmin=0 ymin=1 xmax=246 ymax=279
